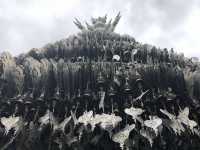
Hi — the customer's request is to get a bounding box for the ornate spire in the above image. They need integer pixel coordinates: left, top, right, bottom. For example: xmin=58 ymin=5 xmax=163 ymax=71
xmin=74 ymin=12 xmax=121 ymax=32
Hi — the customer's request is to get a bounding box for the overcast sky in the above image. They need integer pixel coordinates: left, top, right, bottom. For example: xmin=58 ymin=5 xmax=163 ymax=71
xmin=0 ymin=0 xmax=200 ymax=58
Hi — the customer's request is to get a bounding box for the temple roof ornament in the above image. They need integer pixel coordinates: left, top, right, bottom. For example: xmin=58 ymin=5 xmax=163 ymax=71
xmin=74 ymin=12 xmax=121 ymax=32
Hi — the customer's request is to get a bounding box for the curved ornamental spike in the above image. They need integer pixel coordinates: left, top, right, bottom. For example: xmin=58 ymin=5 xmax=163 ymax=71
xmin=134 ymin=90 xmax=150 ymax=102
xmin=110 ymin=12 xmax=121 ymax=32
xmin=73 ymin=18 xmax=86 ymax=31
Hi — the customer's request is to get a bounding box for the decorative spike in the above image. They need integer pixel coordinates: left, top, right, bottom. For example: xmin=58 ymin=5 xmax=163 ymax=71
xmin=111 ymin=12 xmax=121 ymax=31
xmin=103 ymin=14 xmax=107 ymax=23
xmin=73 ymin=18 xmax=85 ymax=30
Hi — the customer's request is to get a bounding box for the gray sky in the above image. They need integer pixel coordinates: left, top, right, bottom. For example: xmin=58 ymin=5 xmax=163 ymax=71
xmin=0 ymin=0 xmax=200 ymax=58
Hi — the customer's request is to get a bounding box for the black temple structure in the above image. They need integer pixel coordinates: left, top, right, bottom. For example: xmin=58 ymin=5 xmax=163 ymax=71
xmin=0 ymin=14 xmax=200 ymax=150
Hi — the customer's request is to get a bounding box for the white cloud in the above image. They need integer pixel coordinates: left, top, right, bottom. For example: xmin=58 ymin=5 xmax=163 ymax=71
xmin=0 ymin=0 xmax=199 ymax=59
xmin=177 ymin=7 xmax=200 ymax=57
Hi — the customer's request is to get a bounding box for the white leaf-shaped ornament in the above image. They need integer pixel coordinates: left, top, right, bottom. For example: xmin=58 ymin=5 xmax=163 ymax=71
xmin=1 ymin=116 xmax=20 ymax=134
xmin=160 ymin=109 xmax=185 ymax=135
xmin=101 ymin=114 xmax=122 ymax=136
xmin=78 ymin=111 xmax=94 ymax=126
xmin=112 ymin=124 xmax=135 ymax=149
xmin=144 ymin=117 xmax=162 ymax=135
xmin=177 ymin=107 xmax=197 ymax=131
xmin=100 ymin=114 xmax=122 ymax=129
xmin=166 ymin=119 xmax=185 ymax=135
xmin=124 ymin=107 xmax=145 ymax=120
xmin=90 ymin=113 xmax=122 ymax=132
